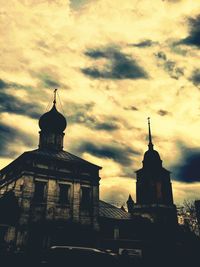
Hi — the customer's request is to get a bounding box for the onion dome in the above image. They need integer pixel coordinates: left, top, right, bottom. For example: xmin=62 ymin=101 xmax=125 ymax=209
xmin=39 ymin=104 xmax=67 ymax=133
xmin=39 ymin=89 xmax=67 ymax=133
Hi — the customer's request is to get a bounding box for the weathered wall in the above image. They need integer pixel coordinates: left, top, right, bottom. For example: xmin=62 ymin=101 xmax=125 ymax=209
xmin=0 ymin=160 xmax=100 ymax=250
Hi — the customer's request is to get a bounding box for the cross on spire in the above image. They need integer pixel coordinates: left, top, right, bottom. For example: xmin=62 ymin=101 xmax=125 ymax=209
xmin=53 ymin=89 xmax=58 ymax=105
xmin=147 ymin=117 xmax=154 ymax=150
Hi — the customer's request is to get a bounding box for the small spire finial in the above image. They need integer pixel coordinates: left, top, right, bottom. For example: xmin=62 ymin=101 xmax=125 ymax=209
xmin=147 ymin=117 xmax=154 ymax=150
xmin=53 ymin=89 xmax=58 ymax=105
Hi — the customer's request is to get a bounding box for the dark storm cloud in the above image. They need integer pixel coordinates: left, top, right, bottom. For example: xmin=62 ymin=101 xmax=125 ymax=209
xmin=171 ymin=145 xmax=200 ymax=183
xmin=66 ymin=101 xmax=95 ymax=119
xmin=0 ymin=90 xmax=41 ymax=119
xmin=69 ymin=112 xmax=120 ymax=131
xmin=85 ymin=50 xmax=106 ymax=59
xmin=95 ymin=121 xmax=119 ymax=131
xmin=0 ymin=124 xmax=16 ymax=157
xmin=0 ymin=123 xmax=35 ymax=158
xmin=158 ymin=110 xmax=170 ymax=116
xmin=66 ymin=101 xmax=120 ymax=131
xmin=29 ymin=70 xmax=61 ymax=89
xmin=156 ymin=51 xmax=167 ymax=60
xmin=155 ymin=51 xmax=184 ymax=79
xmin=83 ymin=47 xmax=148 ymax=80
xmin=39 ymin=73 xmax=60 ymax=88
xmin=130 ymin=39 xmax=158 ymax=48
xmin=178 ymin=15 xmax=200 ymax=47
xmin=0 ymin=79 xmax=8 ymax=89
xmin=169 ymin=43 xmax=187 ymax=56
xmin=74 ymin=141 xmax=139 ymax=166
xmin=0 ymin=79 xmax=34 ymax=91
xmin=124 ymin=105 xmax=138 ymax=111
xmin=190 ymin=69 xmax=200 ymax=86
xmin=0 ymin=78 xmax=58 ymax=120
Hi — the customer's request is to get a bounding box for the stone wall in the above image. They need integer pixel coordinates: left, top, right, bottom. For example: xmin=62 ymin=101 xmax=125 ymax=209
xmin=0 ymin=161 xmax=100 ymax=250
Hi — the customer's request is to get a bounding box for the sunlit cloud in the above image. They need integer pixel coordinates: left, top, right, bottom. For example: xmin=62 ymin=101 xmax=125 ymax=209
xmin=0 ymin=0 xmax=200 ymax=205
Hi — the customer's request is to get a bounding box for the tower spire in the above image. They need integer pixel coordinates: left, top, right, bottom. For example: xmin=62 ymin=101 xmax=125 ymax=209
xmin=147 ymin=117 xmax=154 ymax=150
xmin=53 ymin=89 xmax=58 ymax=106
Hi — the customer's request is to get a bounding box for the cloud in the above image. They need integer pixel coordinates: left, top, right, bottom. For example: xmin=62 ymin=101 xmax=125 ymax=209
xmin=95 ymin=121 xmax=119 ymax=131
xmin=179 ymin=15 xmax=200 ymax=47
xmin=0 ymin=79 xmax=34 ymax=91
xmin=190 ymin=69 xmax=200 ymax=87
xmin=101 ymin=186 xmax=131 ymax=207
xmin=85 ymin=49 xmax=107 ymax=59
xmin=0 ymin=79 xmax=8 ymax=89
xmin=171 ymin=145 xmax=200 ymax=183
xmin=165 ymin=0 xmax=181 ymax=2
xmin=157 ymin=110 xmax=170 ymax=116
xmin=82 ymin=47 xmax=148 ymax=80
xmin=124 ymin=105 xmax=138 ymax=111
xmin=0 ymin=123 xmax=34 ymax=158
xmin=169 ymin=43 xmax=188 ymax=56
xmin=69 ymin=112 xmax=120 ymax=131
xmin=156 ymin=51 xmax=167 ymax=60
xmin=1 ymin=0 xmax=200 ymax=203
xmin=66 ymin=101 xmax=120 ymax=131
xmin=100 ymin=176 xmax=136 ymax=206
xmin=38 ymin=73 xmax=60 ymax=88
xmin=0 ymin=124 xmax=16 ymax=157
xmin=130 ymin=39 xmax=158 ymax=48
xmin=172 ymin=181 xmax=200 ymax=205
xmin=29 ymin=71 xmax=60 ymax=89
xmin=0 ymin=89 xmax=41 ymax=119
xmin=155 ymin=51 xmax=184 ymax=79
xmin=73 ymin=141 xmax=139 ymax=166
xmin=70 ymin=0 xmax=89 ymax=9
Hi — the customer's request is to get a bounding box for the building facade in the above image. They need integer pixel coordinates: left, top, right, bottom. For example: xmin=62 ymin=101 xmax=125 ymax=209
xmin=0 ymin=95 xmax=101 ymax=252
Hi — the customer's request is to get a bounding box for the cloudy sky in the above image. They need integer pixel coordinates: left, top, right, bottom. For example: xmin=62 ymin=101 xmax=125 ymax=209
xmin=1 ymin=0 xmax=200 ymax=206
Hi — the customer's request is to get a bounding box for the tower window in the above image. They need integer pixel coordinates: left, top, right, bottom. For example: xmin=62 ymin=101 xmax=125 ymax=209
xmin=58 ymin=184 xmax=70 ymax=204
xmin=81 ymin=187 xmax=91 ymax=209
xmin=33 ymin=181 xmax=47 ymax=203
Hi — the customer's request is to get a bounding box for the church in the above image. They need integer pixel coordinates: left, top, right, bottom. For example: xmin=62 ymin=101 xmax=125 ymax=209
xmin=0 ymin=91 xmax=177 ymax=253
xmin=0 ymin=91 xmax=130 ymax=252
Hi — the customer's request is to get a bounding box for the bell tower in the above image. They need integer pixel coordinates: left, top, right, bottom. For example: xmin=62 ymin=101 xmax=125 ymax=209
xmin=133 ymin=118 xmax=177 ymax=225
xmin=136 ymin=118 xmax=173 ymax=205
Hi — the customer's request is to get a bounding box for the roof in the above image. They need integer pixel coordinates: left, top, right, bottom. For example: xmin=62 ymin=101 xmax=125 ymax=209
xmin=23 ymin=149 xmax=102 ymax=169
xmin=99 ymin=200 xmax=131 ymax=220
xmin=24 ymin=149 xmax=102 ymax=169
xmin=0 ymin=149 xmax=101 ymax=176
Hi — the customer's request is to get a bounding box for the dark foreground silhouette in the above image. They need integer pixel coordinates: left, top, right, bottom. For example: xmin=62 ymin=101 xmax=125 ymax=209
xmin=1 ymin=240 xmax=200 ymax=267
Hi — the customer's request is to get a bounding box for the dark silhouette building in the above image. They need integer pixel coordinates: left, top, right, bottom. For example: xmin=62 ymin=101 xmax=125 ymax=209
xmin=0 ymin=91 xmax=102 ymax=251
xmin=0 ymin=92 xmax=179 ymax=255
xmin=126 ymin=194 xmax=134 ymax=213
xmin=129 ymin=118 xmax=177 ymax=225
xmin=0 ymin=90 xmax=137 ymax=253
xmin=195 ymin=200 xmax=200 ymax=235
